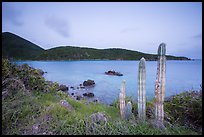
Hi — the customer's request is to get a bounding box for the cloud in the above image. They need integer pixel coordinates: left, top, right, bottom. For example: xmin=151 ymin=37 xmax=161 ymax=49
xmin=2 ymin=3 xmax=24 ymax=26
xmin=45 ymin=15 xmax=69 ymax=38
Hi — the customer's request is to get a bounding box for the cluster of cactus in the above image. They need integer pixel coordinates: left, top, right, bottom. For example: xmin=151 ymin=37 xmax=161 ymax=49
xmin=155 ymin=43 xmax=166 ymax=123
xmin=137 ymin=57 xmax=146 ymax=122
xmin=119 ymin=80 xmax=132 ymax=119
xmin=119 ymin=43 xmax=166 ymax=125
xmin=136 ymin=44 xmax=166 ymax=124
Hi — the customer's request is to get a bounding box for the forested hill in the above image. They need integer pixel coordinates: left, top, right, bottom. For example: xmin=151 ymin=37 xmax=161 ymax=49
xmin=2 ymin=32 xmax=45 ymax=60
xmin=36 ymin=46 xmax=190 ymax=61
xmin=2 ymin=32 xmax=190 ymax=61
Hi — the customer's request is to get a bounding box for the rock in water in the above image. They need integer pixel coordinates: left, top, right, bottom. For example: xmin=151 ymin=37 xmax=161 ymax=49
xmin=83 ymin=92 xmax=94 ymax=97
xmin=83 ymin=80 xmax=95 ymax=86
xmin=105 ymin=70 xmax=123 ymax=76
xmin=76 ymin=95 xmax=83 ymax=100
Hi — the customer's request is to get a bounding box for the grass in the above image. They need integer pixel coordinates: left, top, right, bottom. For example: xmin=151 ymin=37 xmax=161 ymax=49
xmin=2 ymin=88 xmax=201 ymax=135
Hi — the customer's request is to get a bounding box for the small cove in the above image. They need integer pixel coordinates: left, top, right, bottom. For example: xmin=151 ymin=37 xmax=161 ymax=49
xmin=13 ymin=60 xmax=202 ymax=105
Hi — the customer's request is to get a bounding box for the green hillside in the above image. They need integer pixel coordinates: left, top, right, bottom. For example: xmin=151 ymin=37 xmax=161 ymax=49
xmin=36 ymin=46 xmax=157 ymax=60
xmin=2 ymin=32 xmax=45 ymax=60
xmin=36 ymin=46 xmax=190 ymax=61
xmin=2 ymin=32 xmax=190 ymax=61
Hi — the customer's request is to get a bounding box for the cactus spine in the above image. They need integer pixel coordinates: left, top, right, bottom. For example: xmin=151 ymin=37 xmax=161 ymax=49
xmin=125 ymin=101 xmax=132 ymax=119
xmin=155 ymin=43 xmax=166 ymax=123
xmin=119 ymin=80 xmax=126 ymax=119
xmin=138 ymin=57 xmax=146 ymax=122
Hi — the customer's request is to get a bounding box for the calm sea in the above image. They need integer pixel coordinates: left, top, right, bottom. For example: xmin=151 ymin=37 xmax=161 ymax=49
xmin=13 ymin=60 xmax=202 ymax=105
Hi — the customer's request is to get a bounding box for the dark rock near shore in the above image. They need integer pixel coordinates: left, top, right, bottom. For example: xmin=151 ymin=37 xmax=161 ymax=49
xmin=72 ymin=92 xmax=83 ymax=100
xmin=76 ymin=95 xmax=83 ymax=100
xmin=70 ymin=92 xmax=83 ymax=101
xmin=80 ymin=86 xmax=85 ymax=89
xmin=83 ymin=92 xmax=94 ymax=97
xmin=93 ymin=99 xmax=99 ymax=103
xmin=57 ymin=84 xmax=69 ymax=91
xmin=70 ymin=86 xmax=75 ymax=90
xmin=83 ymin=80 xmax=95 ymax=86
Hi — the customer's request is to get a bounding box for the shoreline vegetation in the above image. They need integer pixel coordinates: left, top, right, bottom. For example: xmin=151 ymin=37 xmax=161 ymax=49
xmin=2 ymin=32 xmax=190 ymax=61
xmin=2 ymin=58 xmax=202 ymax=135
xmin=10 ymin=59 xmax=199 ymax=62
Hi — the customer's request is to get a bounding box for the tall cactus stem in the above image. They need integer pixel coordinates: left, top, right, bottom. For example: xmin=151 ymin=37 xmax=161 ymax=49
xmin=138 ymin=57 xmax=146 ymax=122
xmin=120 ymin=80 xmax=126 ymax=119
xmin=155 ymin=43 xmax=166 ymax=123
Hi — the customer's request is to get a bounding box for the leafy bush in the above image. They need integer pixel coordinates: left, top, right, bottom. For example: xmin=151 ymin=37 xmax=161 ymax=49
xmin=164 ymin=90 xmax=202 ymax=132
xmin=2 ymin=59 xmax=12 ymax=79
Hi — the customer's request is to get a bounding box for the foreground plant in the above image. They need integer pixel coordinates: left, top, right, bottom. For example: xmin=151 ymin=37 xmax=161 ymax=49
xmin=137 ymin=57 xmax=146 ymax=122
xmin=155 ymin=43 xmax=166 ymax=123
xmin=119 ymin=80 xmax=126 ymax=119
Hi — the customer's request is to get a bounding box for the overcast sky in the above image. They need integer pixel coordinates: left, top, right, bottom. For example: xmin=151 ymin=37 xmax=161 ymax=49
xmin=2 ymin=2 xmax=202 ymax=59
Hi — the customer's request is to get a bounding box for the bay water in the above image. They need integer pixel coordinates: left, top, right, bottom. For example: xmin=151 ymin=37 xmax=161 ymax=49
xmin=14 ymin=60 xmax=202 ymax=105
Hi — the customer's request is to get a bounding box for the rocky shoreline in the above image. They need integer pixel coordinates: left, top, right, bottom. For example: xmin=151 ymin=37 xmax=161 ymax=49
xmin=55 ymin=79 xmax=99 ymax=103
xmin=2 ymin=59 xmax=99 ymax=104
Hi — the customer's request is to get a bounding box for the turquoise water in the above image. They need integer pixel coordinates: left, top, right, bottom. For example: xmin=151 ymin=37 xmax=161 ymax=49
xmin=13 ymin=60 xmax=202 ymax=104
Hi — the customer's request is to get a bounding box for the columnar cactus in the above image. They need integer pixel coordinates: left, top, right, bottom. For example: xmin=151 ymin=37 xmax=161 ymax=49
xmin=138 ymin=57 xmax=146 ymax=122
xmin=125 ymin=101 xmax=132 ymax=119
xmin=119 ymin=80 xmax=126 ymax=119
xmin=155 ymin=43 xmax=166 ymax=123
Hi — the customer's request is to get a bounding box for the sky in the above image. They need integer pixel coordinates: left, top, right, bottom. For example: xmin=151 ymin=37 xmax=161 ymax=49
xmin=2 ymin=2 xmax=202 ymax=59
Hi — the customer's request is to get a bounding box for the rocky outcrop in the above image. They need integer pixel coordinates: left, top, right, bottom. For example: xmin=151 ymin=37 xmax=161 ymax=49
xmin=85 ymin=112 xmax=109 ymax=134
xmin=79 ymin=84 xmax=85 ymax=89
xmin=76 ymin=95 xmax=83 ymax=100
xmin=70 ymin=92 xmax=83 ymax=100
xmin=105 ymin=70 xmax=123 ymax=76
xmin=83 ymin=80 xmax=95 ymax=86
xmin=57 ymin=84 xmax=69 ymax=92
xmin=83 ymin=92 xmax=94 ymax=97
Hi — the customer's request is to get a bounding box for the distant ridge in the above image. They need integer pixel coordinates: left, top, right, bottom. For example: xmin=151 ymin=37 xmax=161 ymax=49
xmin=2 ymin=32 xmax=190 ymax=61
xmin=2 ymin=32 xmax=44 ymax=60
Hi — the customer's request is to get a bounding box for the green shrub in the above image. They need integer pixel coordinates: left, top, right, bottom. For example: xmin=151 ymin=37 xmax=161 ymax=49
xmin=164 ymin=90 xmax=202 ymax=132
